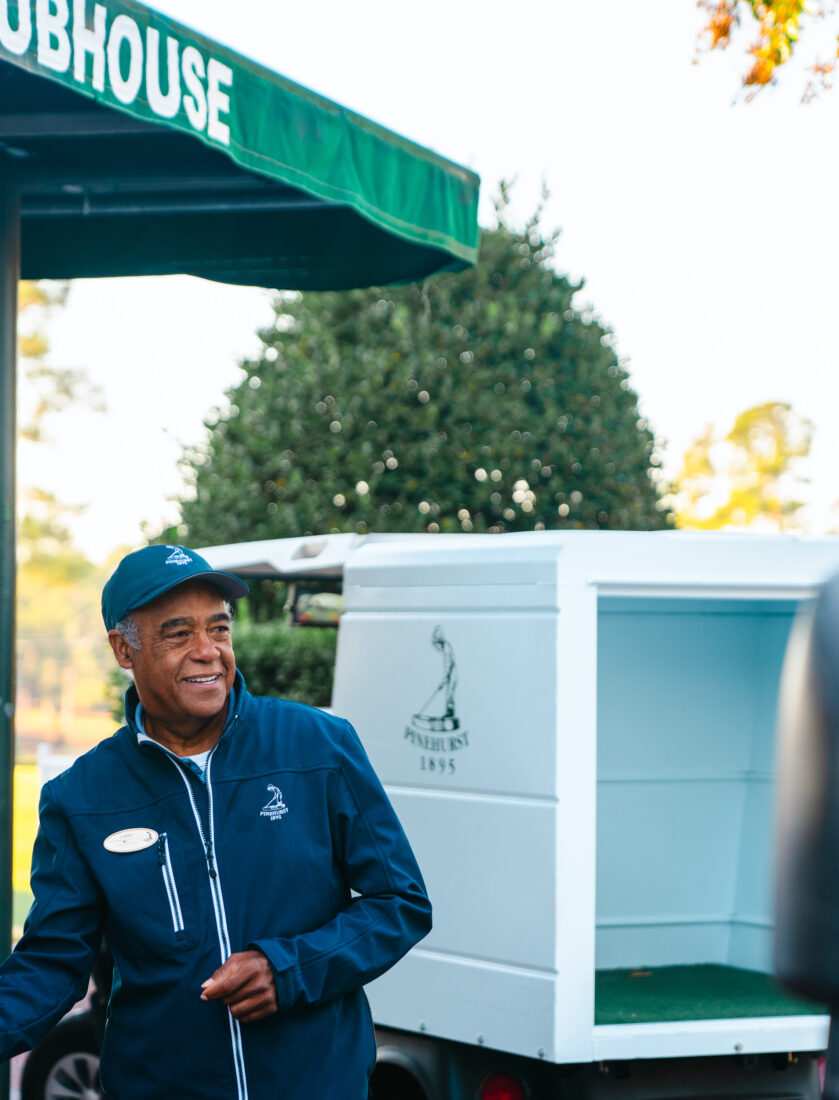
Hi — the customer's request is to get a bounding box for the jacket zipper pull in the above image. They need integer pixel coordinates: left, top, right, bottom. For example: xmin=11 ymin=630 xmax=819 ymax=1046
xmin=157 ymin=834 xmax=167 ymax=866
xmin=206 ymin=840 xmax=217 ymax=879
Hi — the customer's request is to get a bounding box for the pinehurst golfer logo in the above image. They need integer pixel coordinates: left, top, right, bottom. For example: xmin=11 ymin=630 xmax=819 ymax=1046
xmin=261 ymin=785 xmax=288 ymax=820
xmin=404 ymin=627 xmax=469 ymax=757
xmin=165 ymin=546 xmax=192 ymax=566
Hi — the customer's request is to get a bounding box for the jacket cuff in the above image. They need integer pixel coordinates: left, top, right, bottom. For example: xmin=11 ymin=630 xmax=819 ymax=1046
xmin=249 ymin=939 xmax=297 ymax=1011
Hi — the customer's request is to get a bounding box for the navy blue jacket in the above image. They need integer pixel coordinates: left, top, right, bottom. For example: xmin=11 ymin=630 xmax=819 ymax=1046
xmin=0 ymin=674 xmax=431 ymax=1099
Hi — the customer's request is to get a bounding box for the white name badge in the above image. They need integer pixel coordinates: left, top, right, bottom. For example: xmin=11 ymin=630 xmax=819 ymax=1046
xmin=103 ymin=828 xmax=159 ymax=853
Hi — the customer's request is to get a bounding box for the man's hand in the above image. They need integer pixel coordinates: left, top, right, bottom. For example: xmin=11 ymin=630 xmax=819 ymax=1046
xmin=200 ymin=949 xmax=279 ymax=1023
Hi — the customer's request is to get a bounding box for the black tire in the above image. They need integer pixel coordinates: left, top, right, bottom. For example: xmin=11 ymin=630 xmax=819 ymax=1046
xmin=369 ymin=1062 xmax=430 ymax=1100
xmin=20 ymin=1012 xmax=104 ymax=1100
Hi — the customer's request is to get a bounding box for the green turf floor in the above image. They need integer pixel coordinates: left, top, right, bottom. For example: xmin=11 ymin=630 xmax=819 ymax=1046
xmin=594 ymin=964 xmax=827 ymax=1025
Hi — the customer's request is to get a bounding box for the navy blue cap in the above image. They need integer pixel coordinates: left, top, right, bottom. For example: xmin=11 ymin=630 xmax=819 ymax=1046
xmin=102 ymin=545 xmax=249 ymax=630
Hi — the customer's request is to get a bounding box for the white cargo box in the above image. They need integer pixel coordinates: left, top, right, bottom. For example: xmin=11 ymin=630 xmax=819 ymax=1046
xmin=203 ymin=531 xmax=839 ymax=1065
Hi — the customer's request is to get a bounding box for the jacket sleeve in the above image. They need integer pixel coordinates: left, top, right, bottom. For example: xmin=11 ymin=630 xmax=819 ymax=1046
xmin=0 ymin=780 xmax=103 ymax=1060
xmin=251 ymin=720 xmax=431 ymax=1010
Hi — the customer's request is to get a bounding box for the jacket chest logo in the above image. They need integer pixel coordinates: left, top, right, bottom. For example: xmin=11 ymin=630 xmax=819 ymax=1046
xmin=260 ymin=784 xmax=288 ymax=821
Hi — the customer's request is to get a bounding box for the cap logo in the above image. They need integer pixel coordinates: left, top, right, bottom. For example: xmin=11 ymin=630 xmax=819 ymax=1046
xmin=164 ymin=546 xmax=193 ymax=566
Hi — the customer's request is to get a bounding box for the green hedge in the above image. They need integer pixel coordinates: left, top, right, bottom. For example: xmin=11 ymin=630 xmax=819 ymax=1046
xmin=232 ymin=619 xmax=336 ymax=707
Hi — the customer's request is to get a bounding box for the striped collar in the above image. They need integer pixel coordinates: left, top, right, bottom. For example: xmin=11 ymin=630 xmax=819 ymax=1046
xmin=133 ymin=691 xmax=236 ymax=783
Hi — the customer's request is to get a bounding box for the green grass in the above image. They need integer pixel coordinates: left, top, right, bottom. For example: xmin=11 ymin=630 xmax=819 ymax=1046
xmin=13 ymin=890 xmax=32 ymax=938
xmin=13 ymin=764 xmax=39 ymax=940
xmin=595 ymin=964 xmax=827 ymax=1025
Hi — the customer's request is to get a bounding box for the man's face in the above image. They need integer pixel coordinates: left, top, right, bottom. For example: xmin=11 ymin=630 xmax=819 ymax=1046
xmin=109 ymin=581 xmax=236 ymax=737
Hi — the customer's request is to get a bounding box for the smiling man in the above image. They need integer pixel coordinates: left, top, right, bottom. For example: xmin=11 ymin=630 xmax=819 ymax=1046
xmin=0 ymin=544 xmax=431 ymax=1099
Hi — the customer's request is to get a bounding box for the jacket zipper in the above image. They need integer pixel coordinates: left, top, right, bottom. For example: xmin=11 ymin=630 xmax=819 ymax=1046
xmin=169 ymin=724 xmax=249 ymax=1100
xmin=157 ymin=832 xmax=185 ymax=934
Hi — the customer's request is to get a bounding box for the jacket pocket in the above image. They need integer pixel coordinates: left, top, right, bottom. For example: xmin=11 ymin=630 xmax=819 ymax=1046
xmin=102 ymin=829 xmax=199 ymax=959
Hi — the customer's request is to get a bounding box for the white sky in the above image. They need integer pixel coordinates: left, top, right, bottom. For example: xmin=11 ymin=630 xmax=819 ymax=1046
xmin=21 ymin=0 xmax=839 ymax=560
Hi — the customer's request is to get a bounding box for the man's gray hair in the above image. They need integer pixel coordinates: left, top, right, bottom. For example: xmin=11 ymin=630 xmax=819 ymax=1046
xmin=113 ymin=599 xmax=234 ymax=651
xmin=114 ymin=613 xmax=142 ymax=650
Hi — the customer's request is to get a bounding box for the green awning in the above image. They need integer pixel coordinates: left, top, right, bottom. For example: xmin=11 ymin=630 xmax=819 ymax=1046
xmin=0 ymin=0 xmax=480 ymax=289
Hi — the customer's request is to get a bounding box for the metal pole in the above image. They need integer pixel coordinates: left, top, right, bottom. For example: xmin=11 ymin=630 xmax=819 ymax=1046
xmin=0 ymin=158 xmax=19 ymax=1100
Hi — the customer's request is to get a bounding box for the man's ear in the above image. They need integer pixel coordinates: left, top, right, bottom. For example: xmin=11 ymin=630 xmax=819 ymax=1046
xmin=108 ymin=630 xmax=134 ymax=670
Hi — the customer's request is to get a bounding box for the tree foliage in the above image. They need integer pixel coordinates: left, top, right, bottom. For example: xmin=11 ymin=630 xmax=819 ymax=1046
xmin=175 ymin=197 xmax=669 ymax=548
xmin=17 ymin=281 xmax=102 ymax=442
xmin=16 ymin=283 xmax=112 ymax=755
xmin=697 ymin=0 xmax=839 ymax=98
xmin=669 ymin=401 xmax=812 ymax=529
xmin=17 ymin=491 xmax=112 ymax=739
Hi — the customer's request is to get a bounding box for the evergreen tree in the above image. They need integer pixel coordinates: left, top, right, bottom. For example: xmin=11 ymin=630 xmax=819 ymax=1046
xmin=177 ymin=198 xmax=669 ymax=545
